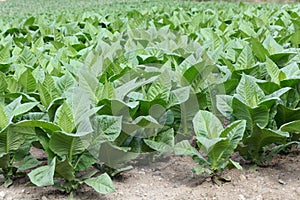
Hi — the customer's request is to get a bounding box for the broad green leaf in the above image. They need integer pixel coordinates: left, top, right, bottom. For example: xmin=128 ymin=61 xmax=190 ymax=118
xmin=193 ymin=110 xmax=223 ymax=139
xmin=216 ymin=95 xmax=233 ymax=118
xmin=14 ymin=120 xmax=61 ymax=132
xmin=19 ymin=69 xmax=37 ymax=92
xmin=242 ymin=126 xmax=289 ymax=162
xmin=13 ymin=102 xmax=39 ymax=117
xmin=291 ymin=29 xmax=300 ymax=45
xmin=19 ymin=47 xmax=37 ymax=66
xmin=0 ymin=46 xmax=10 ymax=64
xmin=265 ymin=57 xmax=286 ymax=85
xmin=144 ymin=129 xmax=174 ymax=153
xmin=0 ymin=128 xmax=25 ymax=158
xmin=0 ymin=72 xmax=7 ymax=92
xmin=6 ymin=76 xmax=19 ymax=93
xmin=174 ymin=140 xmax=209 ymax=166
xmin=78 ymin=68 xmax=99 ymax=103
xmin=275 ymin=104 xmax=300 ymax=127
xmin=235 ymin=74 xmax=264 ymax=108
xmin=115 ymin=76 xmax=157 ymax=100
xmin=5 ymin=96 xmax=22 ymax=116
xmin=197 ymin=136 xmax=225 ymax=154
xmin=122 ymin=116 xmax=163 ymax=137
xmin=216 ymin=120 xmax=246 ymax=155
xmin=37 ymin=83 xmax=52 ymax=108
xmin=91 ymin=115 xmax=122 ymax=142
xmin=98 ymin=81 xmax=116 ymax=100
xmin=167 ymin=86 xmax=190 ymax=108
xmin=55 ymin=158 xmax=75 ymax=181
xmin=49 ymin=132 xmax=87 ymax=160
xmin=236 ymin=45 xmax=255 ymax=70
xmin=0 ymin=105 xmax=8 ymax=131
xmin=269 ymin=52 xmax=296 ymax=68
xmin=205 ymin=120 xmax=245 ymax=169
xmin=84 ymin=173 xmax=115 ymax=194
xmin=54 ymin=102 xmax=75 ymax=133
xmin=17 ymin=155 xmax=41 ymax=171
xmin=71 ymin=87 xmax=100 ymax=127
xmin=28 ymin=157 xmax=56 ymax=187
xmin=55 ymin=72 xmax=76 ymax=95
xmin=233 ymin=98 xmax=269 ymax=130
xmin=97 ymin=142 xmax=138 ymax=168
xmin=251 ymin=37 xmax=269 ymax=61
xmin=74 ymin=151 xmax=97 ymax=172
xmin=263 ymin=35 xmax=283 ymax=55
xmin=280 ymin=120 xmax=300 ymax=133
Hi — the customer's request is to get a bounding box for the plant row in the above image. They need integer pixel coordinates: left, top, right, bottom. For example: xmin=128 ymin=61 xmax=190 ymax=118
xmin=0 ymin=0 xmax=299 ymax=195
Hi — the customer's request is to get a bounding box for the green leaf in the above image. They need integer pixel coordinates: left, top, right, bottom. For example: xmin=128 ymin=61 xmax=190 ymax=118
xmin=229 ymin=159 xmax=242 ymax=170
xmin=55 ymin=72 xmax=76 ymax=95
xmin=193 ymin=110 xmax=223 ymax=138
xmin=269 ymin=52 xmax=296 ymax=68
xmin=17 ymin=155 xmax=41 ymax=171
xmin=236 ymin=45 xmax=255 ymax=70
xmin=265 ymin=57 xmax=286 ymax=85
xmin=197 ymin=136 xmax=225 ymax=154
xmin=280 ymin=120 xmax=300 ymax=133
xmin=37 ymin=83 xmax=52 ymax=108
xmin=71 ymin=87 xmax=100 ymax=127
xmin=28 ymin=157 xmax=56 ymax=187
xmin=291 ymin=29 xmax=300 ymax=45
xmin=78 ymin=68 xmax=99 ymax=103
xmin=97 ymin=142 xmax=138 ymax=169
xmin=19 ymin=69 xmax=37 ymax=92
xmin=91 ymin=115 xmax=122 ymax=142
xmin=216 ymin=95 xmax=233 ymax=118
xmin=174 ymin=140 xmax=208 ymax=166
xmin=275 ymin=104 xmax=300 ymax=127
xmin=54 ymin=102 xmax=75 ymax=133
xmin=13 ymin=102 xmax=39 ymax=117
xmin=0 ymin=105 xmax=8 ymax=131
xmin=144 ymin=129 xmax=174 ymax=153
xmin=235 ymin=74 xmax=264 ymax=107
xmin=251 ymin=37 xmax=269 ymax=61
xmin=242 ymin=126 xmax=289 ymax=162
xmin=209 ymin=120 xmax=246 ymax=161
xmin=55 ymin=158 xmax=75 ymax=181
xmin=14 ymin=120 xmax=61 ymax=132
xmin=49 ymin=132 xmax=87 ymax=160
xmin=74 ymin=151 xmax=97 ymax=172
xmin=263 ymin=35 xmax=283 ymax=55
xmin=167 ymin=86 xmax=190 ymax=108
xmin=0 ymin=72 xmax=7 ymax=92
xmin=232 ymin=98 xmax=269 ymax=130
xmin=84 ymin=173 xmax=115 ymax=194
xmin=122 ymin=116 xmax=163 ymax=137
xmin=0 ymin=46 xmax=10 ymax=65
xmin=0 ymin=128 xmax=25 ymax=158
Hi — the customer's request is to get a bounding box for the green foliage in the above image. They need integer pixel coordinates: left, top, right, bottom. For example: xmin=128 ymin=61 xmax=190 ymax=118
xmin=175 ymin=111 xmax=246 ymax=175
xmin=0 ymin=0 xmax=299 ymax=194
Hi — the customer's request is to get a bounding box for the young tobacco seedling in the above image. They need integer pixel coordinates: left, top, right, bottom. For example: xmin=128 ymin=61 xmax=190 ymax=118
xmin=175 ymin=110 xmax=246 ymax=182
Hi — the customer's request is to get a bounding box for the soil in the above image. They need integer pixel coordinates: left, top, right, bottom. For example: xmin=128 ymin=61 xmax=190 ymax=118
xmin=0 ymin=151 xmax=299 ymax=200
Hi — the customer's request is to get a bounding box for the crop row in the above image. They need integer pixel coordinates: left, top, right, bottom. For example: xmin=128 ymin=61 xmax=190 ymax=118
xmin=0 ymin=0 xmax=299 ymax=195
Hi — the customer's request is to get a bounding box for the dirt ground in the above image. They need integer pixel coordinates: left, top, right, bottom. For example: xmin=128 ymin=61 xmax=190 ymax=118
xmin=0 ymin=151 xmax=299 ymax=200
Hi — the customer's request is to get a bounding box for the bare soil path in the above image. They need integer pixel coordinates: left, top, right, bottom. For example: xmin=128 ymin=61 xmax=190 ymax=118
xmin=0 ymin=151 xmax=299 ymax=200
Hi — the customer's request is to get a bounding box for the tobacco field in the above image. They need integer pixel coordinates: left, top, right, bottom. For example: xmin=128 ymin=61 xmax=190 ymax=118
xmin=0 ymin=0 xmax=300 ymax=198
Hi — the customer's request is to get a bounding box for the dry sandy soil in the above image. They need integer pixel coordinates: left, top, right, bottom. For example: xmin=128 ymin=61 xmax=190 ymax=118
xmin=0 ymin=150 xmax=299 ymax=200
